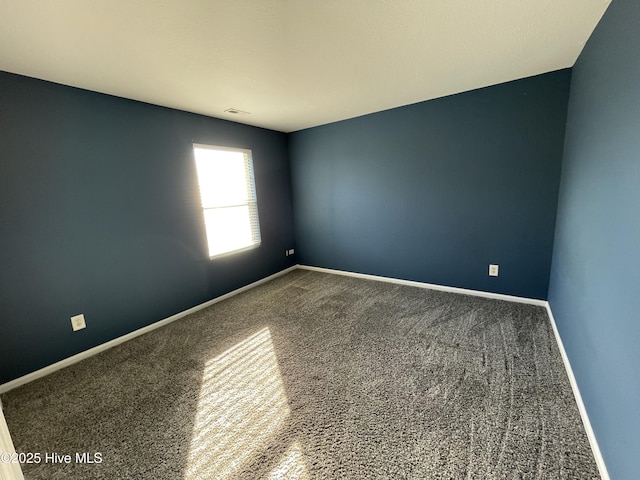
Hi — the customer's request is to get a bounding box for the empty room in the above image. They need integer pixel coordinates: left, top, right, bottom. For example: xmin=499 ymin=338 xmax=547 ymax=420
xmin=0 ymin=1 xmax=638 ymax=479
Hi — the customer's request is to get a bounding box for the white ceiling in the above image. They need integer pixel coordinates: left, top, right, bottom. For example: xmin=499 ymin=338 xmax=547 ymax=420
xmin=0 ymin=1 xmax=610 ymax=133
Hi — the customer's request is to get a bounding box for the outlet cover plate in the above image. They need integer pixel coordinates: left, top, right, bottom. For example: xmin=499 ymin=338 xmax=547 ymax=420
xmin=71 ymin=314 xmax=86 ymax=331
xmin=489 ymin=264 xmax=499 ymax=277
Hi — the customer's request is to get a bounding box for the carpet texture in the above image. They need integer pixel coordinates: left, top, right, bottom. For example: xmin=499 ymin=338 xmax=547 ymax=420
xmin=1 ymin=270 xmax=599 ymax=479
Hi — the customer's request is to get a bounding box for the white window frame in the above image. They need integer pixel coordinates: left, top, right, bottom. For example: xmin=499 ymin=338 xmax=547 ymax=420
xmin=192 ymin=144 xmax=261 ymax=258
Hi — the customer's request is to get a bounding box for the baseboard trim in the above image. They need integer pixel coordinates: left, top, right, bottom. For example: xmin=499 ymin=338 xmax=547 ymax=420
xmin=544 ymin=303 xmax=610 ymax=480
xmin=0 ymin=266 xmax=297 ymax=394
xmin=297 ymin=265 xmax=547 ymax=306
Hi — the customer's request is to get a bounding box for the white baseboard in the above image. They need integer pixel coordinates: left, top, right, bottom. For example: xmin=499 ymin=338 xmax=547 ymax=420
xmin=297 ymin=265 xmax=547 ymax=306
xmin=0 ymin=266 xmax=297 ymax=394
xmin=544 ymin=303 xmax=610 ymax=480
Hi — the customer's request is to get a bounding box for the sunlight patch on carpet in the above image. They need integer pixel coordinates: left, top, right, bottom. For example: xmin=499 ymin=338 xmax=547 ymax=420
xmin=184 ymin=327 xmax=291 ymax=479
xmin=268 ymin=441 xmax=310 ymax=479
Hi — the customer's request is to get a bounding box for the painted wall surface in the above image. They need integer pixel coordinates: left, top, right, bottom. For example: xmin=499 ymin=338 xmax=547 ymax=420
xmin=548 ymin=0 xmax=640 ymax=477
xmin=290 ymin=71 xmax=571 ymax=299
xmin=0 ymin=72 xmax=295 ymax=384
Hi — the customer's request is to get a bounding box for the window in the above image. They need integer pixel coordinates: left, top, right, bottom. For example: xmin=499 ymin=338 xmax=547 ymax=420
xmin=193 ymin=144 xmax=261 ymax=258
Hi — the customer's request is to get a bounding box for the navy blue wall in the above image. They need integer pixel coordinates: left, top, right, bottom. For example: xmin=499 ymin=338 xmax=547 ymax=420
xmin=289 ymin=71 xmax=571 ymax=299
xmin=548 ymin=0 xmax=640 ymax=478
xmin=0 ymin=72 xmax=295 ymax=384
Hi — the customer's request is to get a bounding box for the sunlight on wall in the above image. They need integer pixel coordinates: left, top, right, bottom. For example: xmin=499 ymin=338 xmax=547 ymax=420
xmin=184 ymin=327 xmax=309 ymax=479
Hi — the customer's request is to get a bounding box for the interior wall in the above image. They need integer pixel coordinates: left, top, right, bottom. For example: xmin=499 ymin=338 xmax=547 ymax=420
xmin=548 ymin=0 xmax=640 ymax=477
xmin=289 ymin=71 xmax=571 ymax=299
xmin=0 ymin=71 xmax=295 ymax=384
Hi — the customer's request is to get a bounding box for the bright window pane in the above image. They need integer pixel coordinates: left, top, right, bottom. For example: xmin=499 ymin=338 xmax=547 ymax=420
xmin=203 ymin=206 xmax=253 ymax=257
xmin=194 ymin=148 xmax=249 ymax=208
xmin=193 ymin=144 xmax=261 ymax=258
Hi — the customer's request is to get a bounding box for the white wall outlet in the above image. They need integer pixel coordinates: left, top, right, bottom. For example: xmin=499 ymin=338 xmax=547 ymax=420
xmin=288 ymin=249 xmax=295 ymax=255
xmin=489 ymin=264 xmax=499 ymax=277
xmin=71 ymin=314 xmax=86 ymax=331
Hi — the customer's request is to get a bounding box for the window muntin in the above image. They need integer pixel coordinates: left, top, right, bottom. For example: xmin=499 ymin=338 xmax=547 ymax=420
xmin=193 ymin=144 xmax=261 ymax=257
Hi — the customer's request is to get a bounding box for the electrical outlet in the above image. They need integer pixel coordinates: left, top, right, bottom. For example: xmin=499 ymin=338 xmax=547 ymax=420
xmin=489 ymin=264 xmax=499 ymax=277
xmin=288 ymin=249 xmax=295 ymax=255
xmin=71 ymin=314 xmax=86 ymax=331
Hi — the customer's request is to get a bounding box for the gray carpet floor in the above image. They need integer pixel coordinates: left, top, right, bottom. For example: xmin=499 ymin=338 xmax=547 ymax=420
xmin=2 ymin=270 xmax=599 ymax=479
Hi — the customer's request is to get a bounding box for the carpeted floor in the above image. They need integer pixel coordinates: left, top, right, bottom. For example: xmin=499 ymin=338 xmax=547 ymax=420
xmin=1 ymin=270 xmax=599 ymax=479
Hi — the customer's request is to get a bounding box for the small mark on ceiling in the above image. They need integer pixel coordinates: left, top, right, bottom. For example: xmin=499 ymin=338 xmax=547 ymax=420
xmin=224 ymin=108 xmax=251 ymax=115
